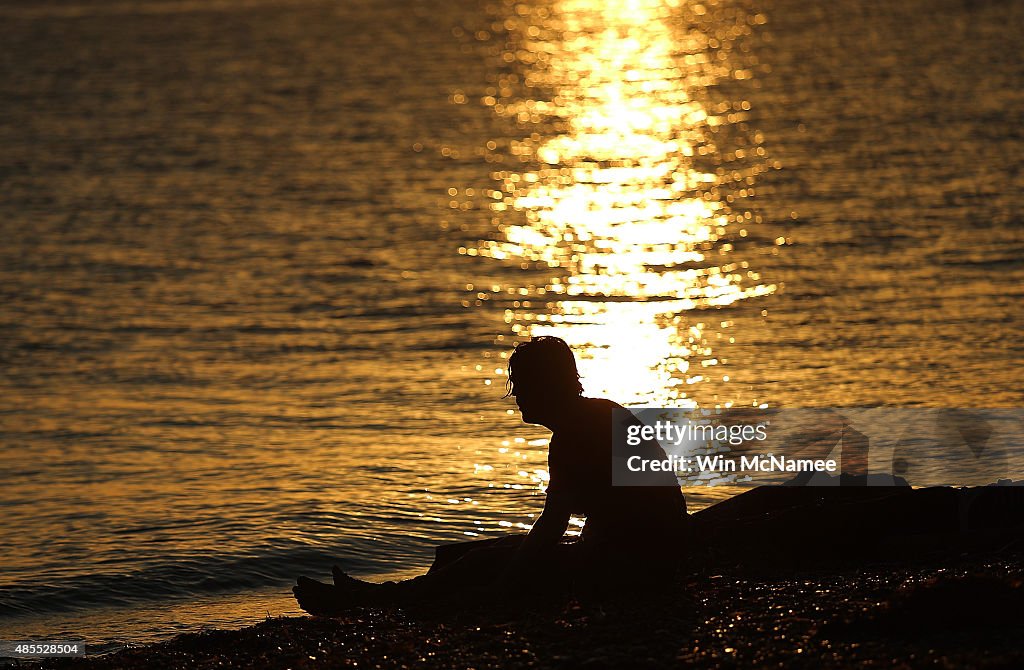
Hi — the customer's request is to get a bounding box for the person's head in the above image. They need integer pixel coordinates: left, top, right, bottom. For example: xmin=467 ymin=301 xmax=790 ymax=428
xmin=504 ymin=336 xmax=583 ymax=426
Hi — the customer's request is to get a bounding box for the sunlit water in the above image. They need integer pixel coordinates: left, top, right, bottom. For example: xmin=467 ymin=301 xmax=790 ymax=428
xmin=1 ymin=0 xmax=1022 ymax=653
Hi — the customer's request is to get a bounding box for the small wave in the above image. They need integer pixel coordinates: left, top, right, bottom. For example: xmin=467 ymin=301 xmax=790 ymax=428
xmin=0 ymin=0 xmax=313 ymax=20
xmin=0 ymin=543 xmax=373 ymax=619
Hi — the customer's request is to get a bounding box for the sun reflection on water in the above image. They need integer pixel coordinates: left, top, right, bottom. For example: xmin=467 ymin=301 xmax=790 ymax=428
xmin=464 ymin=0 xmax=777 ymax=407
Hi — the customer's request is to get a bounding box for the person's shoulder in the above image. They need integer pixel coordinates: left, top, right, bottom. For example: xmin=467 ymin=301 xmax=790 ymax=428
xmin=578 ymin=396 xmax=629 ymax=422
xmin=580 ymin=396 xmax=617 ymax=410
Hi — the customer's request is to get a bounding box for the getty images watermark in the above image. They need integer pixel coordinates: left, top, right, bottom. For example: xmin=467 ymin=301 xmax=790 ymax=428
xmin=612 ymin=407 xmax=1024 ymax=487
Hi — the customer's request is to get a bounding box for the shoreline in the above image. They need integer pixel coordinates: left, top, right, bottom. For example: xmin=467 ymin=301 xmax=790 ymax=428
xmin=35 ymin=552 xmax=1024 ymax=669
xmin=26 ymin=485 xmax=1024 ymax=668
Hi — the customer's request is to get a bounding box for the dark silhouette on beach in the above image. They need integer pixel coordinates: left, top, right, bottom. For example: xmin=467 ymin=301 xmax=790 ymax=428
xmin=293 ymin=338 xmax=1024 ymax=616
xmin=293 ymin=336 xmax=689 ymax=614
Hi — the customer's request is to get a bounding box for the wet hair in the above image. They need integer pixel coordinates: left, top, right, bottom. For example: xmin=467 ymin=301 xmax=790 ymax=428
xmin=503 ymin=335 xmax=584 ymax=398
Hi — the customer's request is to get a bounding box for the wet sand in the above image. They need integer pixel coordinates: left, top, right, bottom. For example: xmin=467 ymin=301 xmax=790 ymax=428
xmin=38 ymin=552 xmax=1024 ymax=669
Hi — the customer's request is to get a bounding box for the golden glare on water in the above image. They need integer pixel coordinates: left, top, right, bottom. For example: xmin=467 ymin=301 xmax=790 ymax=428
xmin=465 ymin=0 xmax=777 ymax=407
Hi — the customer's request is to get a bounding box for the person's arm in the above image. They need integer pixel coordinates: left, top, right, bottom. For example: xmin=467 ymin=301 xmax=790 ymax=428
xmin=520 ymin=493 xmax=571 ymax=556
xmin=501 ymin=491 xmax=571 ymax=580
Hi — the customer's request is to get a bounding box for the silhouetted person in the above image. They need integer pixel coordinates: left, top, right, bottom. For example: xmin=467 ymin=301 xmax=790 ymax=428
xmin=293 ymin=336 xmax=689 ymax=614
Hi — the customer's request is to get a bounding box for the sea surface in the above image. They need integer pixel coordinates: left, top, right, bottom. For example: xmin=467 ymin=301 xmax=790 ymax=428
xmin=1 ymin=0 xmax=1023 ymax=654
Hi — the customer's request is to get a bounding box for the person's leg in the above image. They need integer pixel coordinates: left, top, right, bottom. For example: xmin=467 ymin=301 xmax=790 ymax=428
xmin=429 ymin=534 xmax=525 ymax=573
xmin=378 ymin=538 xmax=525 ymax=599
xmin=293 ymin=535 xmax=527 ymax=614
